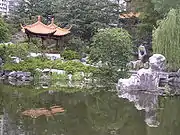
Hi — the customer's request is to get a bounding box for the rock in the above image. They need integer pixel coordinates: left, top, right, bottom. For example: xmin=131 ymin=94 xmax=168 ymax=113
xmin=50 ymin=69 xmax=66 ymax=74
xmin=1 ymin=70 xmax=12 ymax=79
xmin=0 ymin=57 xmax=3 ymax=66
xmin=42 ymin=69 xmax=66 ymax=75
xmin=45 ymin=53 xmax=61 ymax=60
xmin=10 ymin=57 xmax=22 ymax=63
xmin=117 ymin=54 xmax=167 ymax=91
xmin=8 ymin=71 xmax=33 ymax=81
xmin=29 ymin=53 xmax=61 ymax=60
xmin=80 ymin=56 xmax=88 ymax=63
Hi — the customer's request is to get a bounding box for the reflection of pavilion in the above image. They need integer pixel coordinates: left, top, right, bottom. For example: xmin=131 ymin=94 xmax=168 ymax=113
xmin=22 ymin=106 xmax=65 ymax=118
xmin=118 ymin=90 xmax=160 ymax=127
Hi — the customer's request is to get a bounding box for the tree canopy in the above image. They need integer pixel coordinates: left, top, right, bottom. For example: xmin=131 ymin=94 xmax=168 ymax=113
xmin=0 ymin=18 xmax=10 ymax=42
xmin=151 ymin=0 xmax=180 ymax=16
xmin=89 ymin=28 xmax=133 ymax=81
xmin=153 ymin=8 xmax=180 ymax=71
xmin=11 ymin=0 xmax=120 ymax=41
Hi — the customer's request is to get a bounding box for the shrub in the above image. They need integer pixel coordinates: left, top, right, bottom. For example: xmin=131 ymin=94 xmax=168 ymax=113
xmin=62 ymin=50 xmax=80 ymax=60
xmin=0 ymin=18 xmax=10 ymax=42
xmin=0 ymin=43 xmax=41 ymax=62
xmin=89 ymin=28 xmax=133 ymax=81
xmin=66 ymin=36 xmax=87 ymax=53
xmin=2 ymin=57 xmax=98 ymax=74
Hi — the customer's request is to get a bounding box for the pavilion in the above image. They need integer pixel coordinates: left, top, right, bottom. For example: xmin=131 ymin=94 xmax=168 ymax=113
xmin=119 ymin=12 xmax=140 ymax=26
xmin=21 ymin=16 xmax=71 ymax=51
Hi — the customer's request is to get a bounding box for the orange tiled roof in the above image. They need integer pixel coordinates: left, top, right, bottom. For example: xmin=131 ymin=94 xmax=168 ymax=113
xmin=21 ymin=16 xmax=71 ymax=37
xmin=120 ymin=12 xmax=140 ymax=19
xmin=48 ymin=18 xmax=71 ymax=36
xmin=21 ymin=16 xmax=56 ymax=35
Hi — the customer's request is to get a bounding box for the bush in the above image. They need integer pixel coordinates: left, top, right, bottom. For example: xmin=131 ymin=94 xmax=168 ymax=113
xmin=0 ymin=18 xmax=10 ymax=42
xmin=62 ymin=50 xmax=80 ymax=60
xmin=2 ymin=57 xmax=98 ymax=74
xmin=89 ymin=28 xmax=133 ymax=81
xmin=66 ymin=36 xmax=87 ymax=53
xmin=0 ymin=43 xmax=41 ymax=62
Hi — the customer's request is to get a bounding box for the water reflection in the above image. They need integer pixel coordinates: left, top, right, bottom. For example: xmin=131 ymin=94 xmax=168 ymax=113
xmin=0 ymin=84 xmax=147 ymax=135
xmin=118 ymin=90 xmax=160 ymax=127
xmin=0 ymin=83 xmax=180 ymax=134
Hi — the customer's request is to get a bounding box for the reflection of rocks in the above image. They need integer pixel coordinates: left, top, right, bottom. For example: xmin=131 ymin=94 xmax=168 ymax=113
xmin=118 ymin=90 xmax=160 ymax=127
xmin=8 ymin=79 xmax=31 ymax=86
xmin=145 ymin=109 xmax=160 ymax=127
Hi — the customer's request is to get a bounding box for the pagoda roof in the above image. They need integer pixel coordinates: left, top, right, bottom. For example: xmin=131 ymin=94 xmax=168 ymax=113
xmin=48 ymin=18 xmax=71 ymax=36
xmin=120 ymin=12 xmax=140 ymax=19
xmin=21 ymin=16 xmax=71 ymax=38
xmin=21 ymin=16 xmax=56 ymax=36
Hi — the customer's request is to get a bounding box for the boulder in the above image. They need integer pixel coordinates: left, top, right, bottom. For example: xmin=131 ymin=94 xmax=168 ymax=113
xmin=117 ymin=54 xmax=167 ymax=91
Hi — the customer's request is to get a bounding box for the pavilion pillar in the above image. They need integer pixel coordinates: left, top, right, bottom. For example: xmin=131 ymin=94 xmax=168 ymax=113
xmin=41 ymin=38 xmax=46 ymax=49
xmin=59 ymin=37 xmax=65 ymax=53
xmin=27 ymin=35 xmax=30 ymax=44
xmin=56 ymin=39 xmax=59 ymax=50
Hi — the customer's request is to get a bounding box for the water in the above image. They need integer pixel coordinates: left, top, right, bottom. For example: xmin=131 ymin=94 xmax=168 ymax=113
xmin=0 ymin=83 xmax=180 ymax=135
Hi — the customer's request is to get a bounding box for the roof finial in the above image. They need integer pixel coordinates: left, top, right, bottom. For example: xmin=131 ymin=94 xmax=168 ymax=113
xmin=38 ymin=16 xmax=41 ymax=22
xmin=51 ymin=17 xmax=54 ymax=24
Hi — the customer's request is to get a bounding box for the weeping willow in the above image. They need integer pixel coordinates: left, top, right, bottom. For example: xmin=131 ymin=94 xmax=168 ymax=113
xmin=153 ymin=8 xmax=180 ymax=71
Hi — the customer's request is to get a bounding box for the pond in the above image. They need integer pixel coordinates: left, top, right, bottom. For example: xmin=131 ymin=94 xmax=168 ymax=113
xmin=0 ymin=82 xmax=180 ymax=135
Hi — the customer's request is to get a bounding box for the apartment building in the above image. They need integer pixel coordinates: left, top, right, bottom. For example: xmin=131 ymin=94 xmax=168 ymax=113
xmin=0 ymin=0 xmax=19 ymax=16
xmin=0 ymin=0 xmax=9 ymax=15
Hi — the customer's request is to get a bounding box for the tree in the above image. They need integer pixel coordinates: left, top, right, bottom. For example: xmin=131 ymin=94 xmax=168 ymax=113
xmin=56 ymin=0 xmax=120 ymax=40
xmin=8 ymin=0 xmax=58 ymax=31
xmin=0 ymin=18 xmax=10 ymax=42
xmin=14 ymin=0 xmax=58 ymax=21
xmin=89 ymin=28 xmax=133 ymax=82
xmin=151 ymin=0 xmax=180 ymax=17
xmin=128 ymin=0 xmax=160 ymax=54
xmin=153 ymin=9 xmax=180 ymax=71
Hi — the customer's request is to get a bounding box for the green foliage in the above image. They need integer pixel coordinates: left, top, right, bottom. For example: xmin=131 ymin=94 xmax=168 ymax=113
xmin=13 ymin=0 xmax=58 ymax=23
xmin=89 ymin=28 xmax=133 ymax=81
xmin=51 ymin=72 xmax=68 ymax=80
xmin=72 ymin=72 xmax=84 ymax=81
xmin=0 ymin=43 xmax=29 ymax=61
xmin=62 ymin=50 xmax=80 ymax=60
xmin=128 ymin=0 xmax=160 ymax=52
xmin=12 ymin=0 xmax=120 ymax=41
xmin=151 ymin=0 xmax=180 ymax=16
xmin=66 ymin=36 xmax=88 ymax=53
xmin=2 ymin=57 xmax=98 ymax=74
xmin=56 ymin=0 xmax=119 ymax=40
xmin=0 ymin=43 xmax=41 ymax=61
xmin=153 ymin=8 xmax=180 ymax=71
xmin=0 ymin=18 xmax=10 ymax=42
xmin=0 ymin=84 xmax=148 ymax=134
